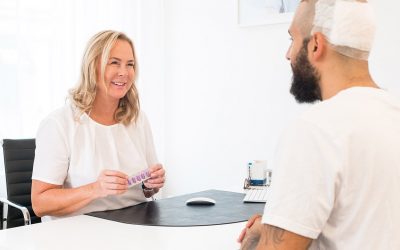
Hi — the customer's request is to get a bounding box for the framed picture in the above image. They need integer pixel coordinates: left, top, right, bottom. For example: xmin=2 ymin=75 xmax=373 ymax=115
xmin=237 ymin=0 xmax=300 ymax=27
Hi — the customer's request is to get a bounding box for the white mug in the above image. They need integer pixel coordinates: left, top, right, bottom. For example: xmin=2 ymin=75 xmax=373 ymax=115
xmin=250 ymin=160 xmax=267 ymax=185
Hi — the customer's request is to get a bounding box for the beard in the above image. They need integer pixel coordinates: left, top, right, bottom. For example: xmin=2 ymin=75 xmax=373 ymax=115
xmin=289 ymin=38 xmax=322 ymax=103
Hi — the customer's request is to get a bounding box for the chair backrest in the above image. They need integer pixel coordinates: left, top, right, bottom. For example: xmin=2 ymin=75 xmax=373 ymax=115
xmin=0 ymin=202 xmax=3 ymax=229
xmin=2 ymin=139 xmax=41 ymax=228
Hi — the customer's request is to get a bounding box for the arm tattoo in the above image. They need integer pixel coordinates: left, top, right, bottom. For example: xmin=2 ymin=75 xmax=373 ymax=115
xmin=261 ymin=225 xmax=285 ymax=246
xmin=240 ymin=233 xmax=260 ymax=250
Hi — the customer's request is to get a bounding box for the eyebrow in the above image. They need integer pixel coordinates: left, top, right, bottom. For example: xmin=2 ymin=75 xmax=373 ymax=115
xmin=109 ymin=57 xmax=134 ymax=63
xmin=288 ymin=30 xmax=292 ymax=36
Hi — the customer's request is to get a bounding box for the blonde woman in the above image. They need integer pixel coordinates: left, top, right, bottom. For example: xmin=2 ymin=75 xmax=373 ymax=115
xmin=31 ymin=30 xmax=165 ymax=221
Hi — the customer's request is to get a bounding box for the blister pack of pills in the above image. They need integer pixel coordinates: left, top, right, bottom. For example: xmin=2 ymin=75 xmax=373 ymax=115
xmin=127 ymin=169 xmax=151 ymax=187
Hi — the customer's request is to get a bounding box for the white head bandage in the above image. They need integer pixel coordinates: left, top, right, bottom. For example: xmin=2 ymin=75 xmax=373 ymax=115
xmin=312 ymin=0 xmax=376 ymax=60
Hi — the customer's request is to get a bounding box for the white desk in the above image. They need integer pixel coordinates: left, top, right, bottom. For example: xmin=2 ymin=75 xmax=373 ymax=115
xmin=0 ymin=215 xmax=245 ymax=250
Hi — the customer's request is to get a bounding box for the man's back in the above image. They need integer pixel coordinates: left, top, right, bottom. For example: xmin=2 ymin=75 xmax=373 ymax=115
xmin=263 ymin=87 xmax=400 ymax=249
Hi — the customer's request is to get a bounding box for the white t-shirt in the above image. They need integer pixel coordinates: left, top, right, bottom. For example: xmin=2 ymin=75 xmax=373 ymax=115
xmin=262 ymin=87 xmax=400 ymax=249
xmin=32 ymin=104 xmax=158 ymax=221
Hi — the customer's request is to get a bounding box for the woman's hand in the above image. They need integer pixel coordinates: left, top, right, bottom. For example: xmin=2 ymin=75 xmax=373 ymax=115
xmin=93 ymin=170 xmax=129 ymax=198
xmin=143 ymin=163 xmax=165 ymax=190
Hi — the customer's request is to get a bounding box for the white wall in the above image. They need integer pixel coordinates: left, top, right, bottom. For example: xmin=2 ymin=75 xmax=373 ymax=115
xmin=370 ymin=0 xmax=400 ymax=94
xmin=162 ymin=0 xmax=305 ymax=197
xmin=160 ymin=0 xmax=400 ymax=197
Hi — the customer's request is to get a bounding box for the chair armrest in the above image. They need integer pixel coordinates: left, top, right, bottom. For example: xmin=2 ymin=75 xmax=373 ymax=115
xmin=0 ymin=197 xmax=31 ymax=226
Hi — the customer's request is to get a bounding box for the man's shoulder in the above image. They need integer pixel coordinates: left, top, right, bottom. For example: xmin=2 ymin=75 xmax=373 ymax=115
xmin=299 ymin=99 xmax=344 ymax=124
xmin=302 ymin=88 xmax=371 ymax=118
xmin=294 ymin=93 xmax=360 ymax=134
xmin=298 ymin=87 xmax=400 ymax=132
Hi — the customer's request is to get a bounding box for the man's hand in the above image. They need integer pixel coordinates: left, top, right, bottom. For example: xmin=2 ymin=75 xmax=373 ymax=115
xmin=238 ymin=214 xmax=263 ymax=250
xmin=238 ymin=214 xmax=312 ymax=250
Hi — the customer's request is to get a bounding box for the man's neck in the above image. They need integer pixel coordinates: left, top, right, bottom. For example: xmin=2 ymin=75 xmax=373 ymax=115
xmin=319 ymin=58 xmax=378 ymax=100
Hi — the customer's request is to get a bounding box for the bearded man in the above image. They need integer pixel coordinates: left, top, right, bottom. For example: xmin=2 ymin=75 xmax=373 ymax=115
xmin=239 ymin=0 xmax=400 ymax=249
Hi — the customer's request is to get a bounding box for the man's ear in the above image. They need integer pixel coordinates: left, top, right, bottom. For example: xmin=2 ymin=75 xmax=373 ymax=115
xmin=309 ymin=32 xmax=325 ymax=61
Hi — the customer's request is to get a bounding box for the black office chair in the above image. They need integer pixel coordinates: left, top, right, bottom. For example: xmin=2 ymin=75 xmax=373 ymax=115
xmin=0 ymin=202 xmax=3 ymax=229
xmin=0 ymin=139 xmax=41 ymax=229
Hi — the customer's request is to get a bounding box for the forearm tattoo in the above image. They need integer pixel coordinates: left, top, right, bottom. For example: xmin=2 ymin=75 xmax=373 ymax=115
xmin=240 ymin=233 xmax=260 ymax=250
xmin=241 ymin=225 xmax=284 ymax=250
xmin=263 ymin=225 xmax=285 ymax=245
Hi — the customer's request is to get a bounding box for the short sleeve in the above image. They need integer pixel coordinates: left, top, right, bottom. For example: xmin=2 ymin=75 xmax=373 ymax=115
xmin=261 ymin=119 xmax=343 ymax=239
xmin=32 ymin=117 xmax=69 ymax=185
xmin=141 ymin=112 xmax=158 ymax=167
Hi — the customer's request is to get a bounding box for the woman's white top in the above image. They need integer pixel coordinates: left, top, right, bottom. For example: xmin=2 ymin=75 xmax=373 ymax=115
xmin=32 ymin=104 xmax=158 ymax=221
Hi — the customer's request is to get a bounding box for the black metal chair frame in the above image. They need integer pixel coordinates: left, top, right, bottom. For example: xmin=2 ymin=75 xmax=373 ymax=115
xmin=0 ymin=197 xmax=31 ymax=227
xmin=1 ymin=139 xmax=38 ymax=229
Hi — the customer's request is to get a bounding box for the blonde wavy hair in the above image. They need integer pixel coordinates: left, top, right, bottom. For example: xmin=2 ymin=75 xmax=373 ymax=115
xmin=69 ymin=30 xmax=140 ymax=125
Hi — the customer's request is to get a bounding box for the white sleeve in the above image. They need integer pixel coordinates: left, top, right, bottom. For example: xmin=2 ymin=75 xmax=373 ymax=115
xmin=32 ymin=117 xmax=69 ymax=185
xmin=141 ymin=112 xmax=159 ymax=167
xmin=262 ymin=119 xmax=343 ymax=239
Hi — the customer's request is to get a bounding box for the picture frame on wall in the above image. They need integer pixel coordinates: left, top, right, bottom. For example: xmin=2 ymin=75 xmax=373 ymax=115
xmin=237 ymin=0 xmax=300 ymax=26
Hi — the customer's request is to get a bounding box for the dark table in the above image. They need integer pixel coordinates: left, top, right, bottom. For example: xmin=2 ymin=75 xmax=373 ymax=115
xmin=88 ymin=189 xmax=264 ymax=227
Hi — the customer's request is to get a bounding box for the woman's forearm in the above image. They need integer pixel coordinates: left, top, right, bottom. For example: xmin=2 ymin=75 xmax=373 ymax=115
xmin=32 ymin=170 xmax=129 ymax=217
xmin=32 ymin=181 xmax=99 ymax=217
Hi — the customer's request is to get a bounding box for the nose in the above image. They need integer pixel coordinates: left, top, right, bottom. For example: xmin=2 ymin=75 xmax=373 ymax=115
xmin=286 ymin=46 xmax=292 ymax=61
xmin=118 ymin=66 xmax=128 ymax=77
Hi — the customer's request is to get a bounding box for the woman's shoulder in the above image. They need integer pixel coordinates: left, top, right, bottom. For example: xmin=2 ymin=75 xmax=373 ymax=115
xmin=40 ymin=103 xmax=78 ymax=128
xmin=137 ymin=110 xmax=148 ymax=122
xmin=124 ymin=110 xmax=149 ymax=129
xmin=45 ymin=103 xmax=74 ymax=119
